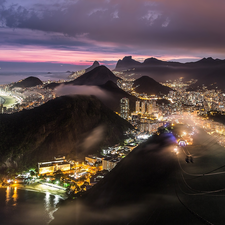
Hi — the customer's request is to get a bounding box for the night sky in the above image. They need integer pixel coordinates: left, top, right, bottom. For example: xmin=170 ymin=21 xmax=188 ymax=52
xmin=0 ymin=0 xmax=225 ymax=70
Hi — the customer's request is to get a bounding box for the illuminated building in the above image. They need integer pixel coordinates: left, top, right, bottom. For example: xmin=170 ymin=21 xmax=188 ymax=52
xmin=102 ymin=157 xmax=120 ymax=171
xmin=147 ymin=102 xmax=153 ymax=114
xmin=120 ymin=98 xmax=129 ymax=120
xmin=152 ymin=101 xmax=156 ymax=112
xmin=85 ymin=155 xmax=102 ymax=165
xmin=136 ymin=101 xmax=140 ymax=113
xmin=38 ymin=157 xmax=71 ymax=174
xmin=141 ymin=101 xmax=146 ymax=114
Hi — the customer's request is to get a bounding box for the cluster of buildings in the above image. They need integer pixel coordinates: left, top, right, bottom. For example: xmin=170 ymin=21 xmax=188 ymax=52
xmin=118 ymin=76 xmax=225 ymax=120
xmin=194 ymin=116 xmax=225 ymax=141
xmin=36 ymin=130 xmax=143 ymax=191
xmin=0 ymin=85 xmax=56 ymax=114
xmin=161 ymin=77 xmax=197 ymax=90
xmin=38 ymin=156 xmax=71 ymax=174
xmin=120 ymin=97 xmax=167 ymax=133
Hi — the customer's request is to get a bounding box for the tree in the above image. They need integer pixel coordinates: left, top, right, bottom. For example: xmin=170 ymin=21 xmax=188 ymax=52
xmin=30 ymin=170 xmax=35 ymax=176
xmin=53 ymin=170 xmax=64 ymax=180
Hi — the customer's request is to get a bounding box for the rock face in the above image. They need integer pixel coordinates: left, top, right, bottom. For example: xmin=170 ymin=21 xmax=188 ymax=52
xmin=85 ymin=61 xmax=100 ymax=73
xmin=115 ymin=56 xmax=141 ymax=70
xmin=0 ymin=95 xmax=133 ymax=169
xmin=12 ymin=76 xmax=43 ymax=88
xmin=70 ymin=66 xmax=120 ymax=86
xmin=133 ymin=76 xmax=172 ymax=95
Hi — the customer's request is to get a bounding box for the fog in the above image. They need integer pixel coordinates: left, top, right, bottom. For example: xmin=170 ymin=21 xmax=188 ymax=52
xmin=55 ymin=84 xmax=111 ymax=101
xmin=80 ymin=125 xmax=106 ymax=153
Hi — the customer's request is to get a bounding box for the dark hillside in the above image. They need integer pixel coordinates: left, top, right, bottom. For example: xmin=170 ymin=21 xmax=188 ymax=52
xmin=51 ymin=133 xmax=201 ymax=225
xmin=11 ymin=76 xmax=43 ymax=88
xmin=98 ymin=81 xmax=138 ymax=112
xmin=134 ymin=76 xmax=172 ymax=95
xmin=70 ymin=66 xmax=120 ymax=85
xmin=0 ymin=95 xmax=132 ymax=169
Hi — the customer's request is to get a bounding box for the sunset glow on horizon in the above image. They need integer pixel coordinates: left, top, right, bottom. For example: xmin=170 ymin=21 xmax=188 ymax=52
xmin=0 ymin=0 xmax=224 ymax=71
xmin=0 ymin=46 xmax=201 ymax=68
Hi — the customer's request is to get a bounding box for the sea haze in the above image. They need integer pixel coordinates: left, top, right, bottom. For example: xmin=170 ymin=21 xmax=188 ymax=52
xmin=0 ymin=72 xmax=71 ymax=85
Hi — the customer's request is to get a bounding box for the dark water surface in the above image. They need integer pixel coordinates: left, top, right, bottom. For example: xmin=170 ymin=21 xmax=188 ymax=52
xmin=0 ymin=187 xmax=61 ymax=225
xmin=0 ymin=72 xmax=70 ymax=85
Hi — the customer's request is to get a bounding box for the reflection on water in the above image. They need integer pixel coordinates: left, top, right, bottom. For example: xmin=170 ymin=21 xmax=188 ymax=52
xmin=5 ymin=187 xmax=18 ymax=206
xmin=12 ymin=187 xmax=18 ymax=206
xmin=5 ymin=186 xmax=10 ymax=205
xmin=45 ymin=192 xmax=51 ymax=212
xmin=1 ymin=187 xmax=62 ymax=225
xmin=44 ymin=192 xmax=60 ymax=224
xmin=54 ymin=195 xmax=60 ymax=207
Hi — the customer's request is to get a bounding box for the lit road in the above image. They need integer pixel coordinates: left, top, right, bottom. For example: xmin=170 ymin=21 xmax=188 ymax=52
xmin=175 ymin=127 xmax=225 ymax=225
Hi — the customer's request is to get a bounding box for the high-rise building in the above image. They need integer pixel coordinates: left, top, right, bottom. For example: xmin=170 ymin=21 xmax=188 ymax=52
xmin=136 ymin=101 xmax=140 ymax=113
xmin=147 ymin=102 xmax=153 ymax=114
xmin=141 ymin=101 xmax=146 ymax=114
xmin=102 ymin=157 xmax=120 ymax=171
xmin=120 ymin=98 xmax=129 ymax=120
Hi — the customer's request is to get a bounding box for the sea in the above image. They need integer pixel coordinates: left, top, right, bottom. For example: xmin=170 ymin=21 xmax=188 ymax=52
xmin=0 ymin=187 xmax=61 ymax=225
xmin=0 ymin=71 xmax=71 ymax=85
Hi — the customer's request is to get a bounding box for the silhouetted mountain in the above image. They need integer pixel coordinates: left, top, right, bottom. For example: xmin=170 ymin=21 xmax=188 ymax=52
xmin=70 ymin=66 xmax=120 ymax=86
xmin=133 ymin=76 xmax=172 ymax=95
xmin=44 ymin=82 xmax=61 ymax=90
xmin=116 ymin=56 xmax=141 ymax=70
xmin=85 ymin=61 xmax=100 ymax=73
xmin=190 ymin=57 xmax=225 ymax=66
xmin=0 ymin=95 xmax=132 ymax=170
xmin=69 ymin=61 xmax=100 ymax=79
xmin=143 ymin=57 xmax=164 ymax=65
xmin=11 ymin=76 xmax=43 ymax=88
xmin=98 ymin=81 xmax=138 ymax=112
xmin=114 ymin=56 xmax=225 ymax=88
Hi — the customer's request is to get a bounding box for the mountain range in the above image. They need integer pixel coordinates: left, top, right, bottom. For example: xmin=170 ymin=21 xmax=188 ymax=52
xmin=115 ymin=56 xmax=225 ymax=89
xmin=45 ymin=65 xmax=170 ymax=112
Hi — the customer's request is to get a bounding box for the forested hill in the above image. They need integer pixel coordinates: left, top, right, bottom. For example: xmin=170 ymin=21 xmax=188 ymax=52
xmin=0 ymin=95 xmax=132 ymax=170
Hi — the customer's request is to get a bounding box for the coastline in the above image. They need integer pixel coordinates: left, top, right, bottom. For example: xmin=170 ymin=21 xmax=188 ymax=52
xmin=0 ymin=96 xmax=5 ymax=104
xmin=0 ymin=183 xmax=68 ymax=200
